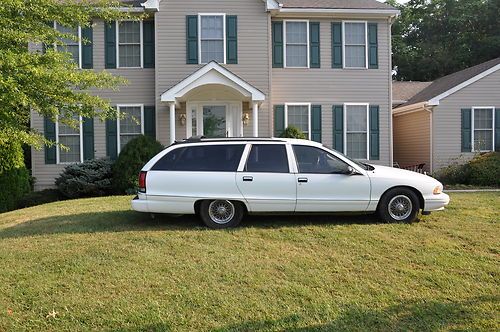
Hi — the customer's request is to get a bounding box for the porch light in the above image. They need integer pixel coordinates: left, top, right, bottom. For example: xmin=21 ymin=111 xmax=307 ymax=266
xmin=179 ymin=113 xmax=186 ymax=126
xmin=242 ymin=113 xmax=250 ymax=126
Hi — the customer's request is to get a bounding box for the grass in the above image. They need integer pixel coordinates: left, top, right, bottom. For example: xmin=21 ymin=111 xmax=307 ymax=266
xmin=0 ymin=193 xmax=498 ymax=331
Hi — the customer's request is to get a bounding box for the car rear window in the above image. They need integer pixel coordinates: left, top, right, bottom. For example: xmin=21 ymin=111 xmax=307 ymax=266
xmin=151 ymin=144 xmax=245 ymax=172
xmin=245 ymin=144 xmax=289 ymax=173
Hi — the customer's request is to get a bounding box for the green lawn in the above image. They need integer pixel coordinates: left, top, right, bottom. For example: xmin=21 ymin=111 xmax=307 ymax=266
xmin=0 ymin=193 xmax=498 ymax=331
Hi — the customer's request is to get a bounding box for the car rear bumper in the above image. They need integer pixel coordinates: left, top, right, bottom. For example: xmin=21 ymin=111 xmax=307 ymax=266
xmin=424 ymin=193 xmax=450 ymax=212
xmin=131 ymin=195 xmax=149 ymax=213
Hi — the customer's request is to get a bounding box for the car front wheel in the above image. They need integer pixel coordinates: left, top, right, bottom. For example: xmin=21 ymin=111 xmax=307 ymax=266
xmin=199 ymin=200 xmax=244 ymax=229
xmin=378 ymin=188 xmax=420 ymax=223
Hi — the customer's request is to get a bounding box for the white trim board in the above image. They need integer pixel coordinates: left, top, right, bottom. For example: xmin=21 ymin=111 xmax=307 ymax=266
xmin=428 ymin=64 xmax=500 ymax=106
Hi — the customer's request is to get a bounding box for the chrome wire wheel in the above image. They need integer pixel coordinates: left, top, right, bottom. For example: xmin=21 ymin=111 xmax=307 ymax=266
xmin=208 ymin=200 xmax=235 ymax=224
xmin=388 ymin=195 xmax=413 ymax=221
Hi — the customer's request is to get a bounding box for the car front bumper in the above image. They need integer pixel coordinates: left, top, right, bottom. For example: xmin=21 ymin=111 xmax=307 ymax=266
xmin=424 ymin=192 xmax=450 ymax=212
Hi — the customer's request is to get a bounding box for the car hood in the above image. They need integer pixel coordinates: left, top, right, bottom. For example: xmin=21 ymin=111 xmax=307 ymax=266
xmin=366 ymin=164 xmax=439 ymax=184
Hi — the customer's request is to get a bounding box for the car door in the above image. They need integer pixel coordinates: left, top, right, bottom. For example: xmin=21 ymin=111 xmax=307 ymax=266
xmin=292 ymin=145 xmax=371 ymax=212
xmin=236 ymin=143 xmax=296 ymax=212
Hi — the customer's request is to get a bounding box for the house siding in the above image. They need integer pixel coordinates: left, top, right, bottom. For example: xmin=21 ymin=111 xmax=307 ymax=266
xmin=393 ymin=110 xmax=431 ymax=172
xmin=432 ymin=69 xmax=500 ymax=171
xmin=31 ymin=19 xmax=155 ymax=190
xmin=271 ymin=18 xmax=392 ymax=165
xmin=155 ymin=0 xmax=270 ymax=144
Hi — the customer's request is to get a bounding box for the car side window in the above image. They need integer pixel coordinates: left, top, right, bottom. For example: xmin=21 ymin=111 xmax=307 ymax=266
xmin=152 ymin=144 xmax=245 ymax=172
xmin=245 ymin=144 xmax=289 ymax=173
xmin=293 ymin=145 xmax=349 ymax=174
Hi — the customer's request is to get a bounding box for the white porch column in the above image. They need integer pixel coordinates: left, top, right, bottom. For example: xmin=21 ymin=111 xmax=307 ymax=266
xmin=252 ymin=102 xmax=259 ymax=137
xmin=169 ymin=102 xmax=176 ymax=144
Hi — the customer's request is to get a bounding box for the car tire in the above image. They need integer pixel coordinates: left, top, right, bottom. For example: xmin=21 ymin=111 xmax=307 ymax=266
xmin=378 ymin=188 xmax=420 ymax=223
xmin=199 ymin=200 xmax=244 ymax=229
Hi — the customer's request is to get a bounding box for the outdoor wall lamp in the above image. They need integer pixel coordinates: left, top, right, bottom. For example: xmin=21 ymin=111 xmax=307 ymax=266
xmin=242 ymin=113 xmax=250 ymax=126
xmin=179 ymin=113 xmax=186 ymax=126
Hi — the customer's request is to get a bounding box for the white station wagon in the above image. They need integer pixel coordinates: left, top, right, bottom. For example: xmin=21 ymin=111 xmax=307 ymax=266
xmin=132 ymin=138 xmax=450 ymax=228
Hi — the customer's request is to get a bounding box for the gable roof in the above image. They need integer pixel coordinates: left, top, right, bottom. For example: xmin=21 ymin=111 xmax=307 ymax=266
xmin=392 ymin=81 xmax=432 ymax=106
xmin=279 ymin=0 xmax=396 ymax=10
xmin=400 ymin=57 xmax=500 ymax=107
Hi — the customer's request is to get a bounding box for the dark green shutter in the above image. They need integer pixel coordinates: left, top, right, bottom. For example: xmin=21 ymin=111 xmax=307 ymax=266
xmin=186 ymin=15 xmax=198 ymax=64
xmin=368 ymin=23 xmax=378 ymax=69
xmin=309 ymin=22 xmax=320 ymax=68
xmin=143 ymin=20 xmax=155 ymax=68
xmin=331 ymin=23 xmax=342 ymax=68
xmin=106 ymin=118 xmax=118 ymax=160
xmin=461 ymin=108 xmax=472 ymax=152
xmin=226 ymin=16 xmax=238 ymax=64
xmin=82 ymin=117 xmax=94 ymax=160
xmin=272 ymin=21 xmax=283 ymax=68
xmin=144 ymin=106 xmax=156 ymax=139
xmin=369 ymin=105 xmax=380 ymax=160
xmin=496 ymin=108 xmax=500 ymax=152
xmin=274 ymin=105 xmax=285 ymax=137
xmin=81 ymin=25 xmax=93 ymax=69
xmin=44 ymin=117 xmax=56 ymax=164
xmin=104 ymin=21 xmax=116 ymax=69
xmin=311 ymin=105 xmax=322 ymax=142
xmin=333 ymin=105 xmax=344 ymax=152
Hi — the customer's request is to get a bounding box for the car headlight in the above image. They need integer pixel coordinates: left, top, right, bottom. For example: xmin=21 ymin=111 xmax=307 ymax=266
xmin=433 ymin=185 xmax=443 ymax=195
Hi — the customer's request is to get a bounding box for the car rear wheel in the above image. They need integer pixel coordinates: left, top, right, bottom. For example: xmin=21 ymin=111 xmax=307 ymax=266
xmin=378 ymin=188 xmax=420 ymax=223
xmin=199 ymin=200 xmax=244 ymax=229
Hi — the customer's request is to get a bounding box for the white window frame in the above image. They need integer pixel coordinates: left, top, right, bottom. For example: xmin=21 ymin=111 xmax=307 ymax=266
xmin=56 ymin=115 xmax=84 ymax=164
xmin=54 ymin=22 xmax=82 ymax=69
xmin=284 ymin=103 xmax=312 ymax=140
xmin=116 ymin=20 xmax=144 ymax=69
xmin=198 ymin=13 xmax=227 ymax=65
xmin=117 ymin=104 xmax=145 ymax=153
xmin=283 ymin=19 xmax=310 ymax=69
xmin=344 ymin=103 xmax=370 ymax=160
xmin=471 ymin=106 xmax=495 ymax=152
xmin=342 ymin=21 xmax=368 ymax=69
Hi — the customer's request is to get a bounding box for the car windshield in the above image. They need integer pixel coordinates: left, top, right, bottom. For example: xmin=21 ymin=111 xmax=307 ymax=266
xmin=322 ymin=145 xmax=374 ymax=171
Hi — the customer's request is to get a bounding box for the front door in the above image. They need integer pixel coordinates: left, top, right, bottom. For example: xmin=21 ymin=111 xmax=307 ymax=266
xmin=186 ymin=102 xmax=243 ymax=138
xmin=203 ymin=105 xmax=227 ymax=137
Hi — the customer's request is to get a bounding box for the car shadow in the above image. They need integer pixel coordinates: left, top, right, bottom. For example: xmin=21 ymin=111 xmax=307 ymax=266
xmin=0 ymin=209 xmax=388 ymax=240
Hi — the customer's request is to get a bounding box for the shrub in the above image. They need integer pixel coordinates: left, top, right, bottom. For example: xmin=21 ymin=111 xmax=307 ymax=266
xmin=55 ymin=158 xmax=114 ymax=199
xmin=17 ymin=189 xmax=64 ymax=209
xmin=112 ymin=135 xmax=164 ymax=194
xmin=434 ymin=152 xmax=499 ymax=186
xmin=279 ymin=126 xmax=307 ymax=139
xmin=0 ymin=141 xmax=31 ymax=212
xmin=468 ymin=152 xmax=500 ymax=186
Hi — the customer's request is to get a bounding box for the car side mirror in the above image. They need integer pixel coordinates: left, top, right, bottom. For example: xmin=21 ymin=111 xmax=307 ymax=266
xmin=346 ymin=166 xmax=358 ymax=175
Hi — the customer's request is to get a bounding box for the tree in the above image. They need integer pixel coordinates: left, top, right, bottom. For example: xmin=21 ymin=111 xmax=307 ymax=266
xmin=0 ymin=0 xmax=133 ymax=148
xmin=387 ymin=0 xmax=500 ymax=81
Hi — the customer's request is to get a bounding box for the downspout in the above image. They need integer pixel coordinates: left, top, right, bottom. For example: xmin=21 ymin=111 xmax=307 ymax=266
xmin=424 ymin=104 xmax=435 ymax=174
xmin=388 ymin=15 xmax=395 ymax=167
xmin=268 ymin=12 xmax=273 ymax=137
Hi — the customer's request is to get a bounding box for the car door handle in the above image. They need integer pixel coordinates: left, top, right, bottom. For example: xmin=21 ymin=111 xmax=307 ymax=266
xmin=298 ymin=177 xmax=308 ymax=183
xmin=243 ymin=176 xmax=253 ymax=182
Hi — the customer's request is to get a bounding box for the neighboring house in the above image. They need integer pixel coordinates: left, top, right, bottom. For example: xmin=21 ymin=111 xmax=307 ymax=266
xmin=393 ymin=57 xmax=500 ymax=173
xmin=31 ymin=0 xmax=399 ymax=190
xmin=392 ymin=81 xmax=432 ymax=108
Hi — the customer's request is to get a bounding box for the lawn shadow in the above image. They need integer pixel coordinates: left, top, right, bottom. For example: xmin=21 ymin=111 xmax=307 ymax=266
xmin=0 ymin=209 xmax=386 ymax=240
xmin=212 ymin=296 xmax=497 ymax=332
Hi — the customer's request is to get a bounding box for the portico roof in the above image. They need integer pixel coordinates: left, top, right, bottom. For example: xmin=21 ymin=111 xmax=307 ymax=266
xmin=160 ymin=61 xmax=266 ymax=103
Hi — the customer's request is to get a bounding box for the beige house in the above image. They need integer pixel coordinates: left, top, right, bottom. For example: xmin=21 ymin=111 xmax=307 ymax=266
xmin=31 ymin=0 xmax=400 ymax=190
xmin=393 ymin=57 xmax=500 ymax=173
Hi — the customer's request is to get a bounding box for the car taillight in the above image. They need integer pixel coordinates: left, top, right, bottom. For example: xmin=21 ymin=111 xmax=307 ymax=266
xmin=138 ymin=171 xmax=147 ymax=193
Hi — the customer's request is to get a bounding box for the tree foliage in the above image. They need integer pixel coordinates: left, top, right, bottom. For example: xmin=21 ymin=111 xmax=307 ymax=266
xmin=0 ymin=0 xmax=133 ymax=147
xmin=387 ymin=0 xmax=500 ymax=81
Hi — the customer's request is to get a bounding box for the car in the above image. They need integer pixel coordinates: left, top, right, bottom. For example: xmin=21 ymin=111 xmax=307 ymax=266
xmin=131 ymin=137 xmax=450 ymax=229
